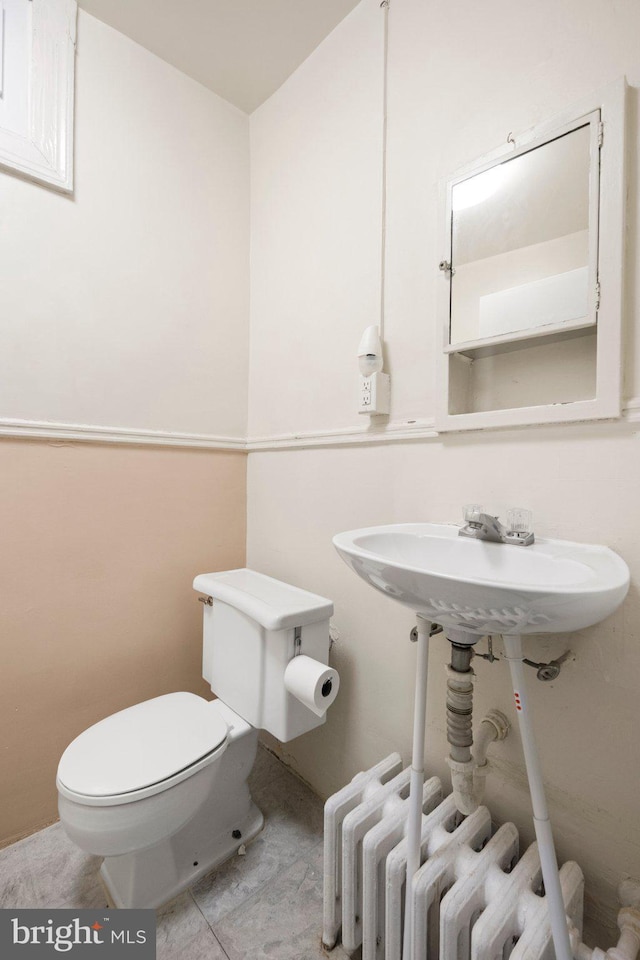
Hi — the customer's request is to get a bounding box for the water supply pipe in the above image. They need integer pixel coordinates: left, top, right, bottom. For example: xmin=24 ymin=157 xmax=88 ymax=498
xmin=569 ymin=881 xmax=640 ymax=960
xmin=503 ymin=633 xmax=574 ymax=960
xmin=607 ymin=907 xmax=640 ymax=960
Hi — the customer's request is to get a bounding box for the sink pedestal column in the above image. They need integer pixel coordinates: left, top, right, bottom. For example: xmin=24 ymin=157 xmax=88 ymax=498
xmin=402 ymin=614 xmax=432 ymax=960
xmin=403 ymin=624 xmax=478 ymax=960
xmin=503 ymin=634 xmax=573 ymax=960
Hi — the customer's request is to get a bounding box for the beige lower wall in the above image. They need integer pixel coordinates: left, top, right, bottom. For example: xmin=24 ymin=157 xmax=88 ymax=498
xmin=0 ymin=439 xmax=246 ymax=847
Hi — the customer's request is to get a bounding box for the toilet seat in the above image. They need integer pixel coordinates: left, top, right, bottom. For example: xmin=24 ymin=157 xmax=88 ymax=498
xmin=57 ymin=693 xmax=228 ymax=807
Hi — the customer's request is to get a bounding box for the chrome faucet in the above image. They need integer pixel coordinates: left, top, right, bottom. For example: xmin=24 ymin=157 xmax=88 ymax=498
xmin=459 ymin=505 xmax=535 ymax=546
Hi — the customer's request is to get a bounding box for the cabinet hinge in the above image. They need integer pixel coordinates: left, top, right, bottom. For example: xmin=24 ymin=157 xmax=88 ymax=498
xmin=598 ymin=121 xmax=604 ymax=148
xmin=438 ymin=260 xmax=455 ymax=277
xmin=595 ymin=279 xmax=601 ymax=311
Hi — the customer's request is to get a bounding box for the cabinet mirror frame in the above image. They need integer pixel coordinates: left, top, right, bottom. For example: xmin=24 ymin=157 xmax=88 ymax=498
xmin=435 ymin=78 xmax=626 ymax=433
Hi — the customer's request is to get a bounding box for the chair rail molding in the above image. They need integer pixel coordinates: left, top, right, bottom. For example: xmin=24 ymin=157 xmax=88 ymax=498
xmin=2 ymin=401 xmax=639 ymax=450
xmin=0 ymin=418 xmax=247 ymax=450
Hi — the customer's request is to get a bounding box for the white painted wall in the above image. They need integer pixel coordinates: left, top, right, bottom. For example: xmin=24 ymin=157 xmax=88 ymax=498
xmin=248 ymin=1 xmax=384 ymax=439
xmin=0 ymin=11 xmax=249 ymax=440
xmin=248 ymin=0 xmax=640 ymax=940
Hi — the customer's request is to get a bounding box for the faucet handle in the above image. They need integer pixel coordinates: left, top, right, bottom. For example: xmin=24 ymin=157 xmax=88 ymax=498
xmin=506 ymin=507 xmax=534 ymax=543
xmin=462 ymin=503 xmax=484 ymax=524
xmin=506 ymin=507 xmax=533 ymax=533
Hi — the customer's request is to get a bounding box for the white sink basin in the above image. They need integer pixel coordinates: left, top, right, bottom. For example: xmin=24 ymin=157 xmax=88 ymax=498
xmin=333 ymin=523 xmax=629 ymax=637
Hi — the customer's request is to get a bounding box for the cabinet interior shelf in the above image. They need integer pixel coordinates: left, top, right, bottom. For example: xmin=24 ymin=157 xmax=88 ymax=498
xmin=446 ymin=318 xmax=596 ymax=361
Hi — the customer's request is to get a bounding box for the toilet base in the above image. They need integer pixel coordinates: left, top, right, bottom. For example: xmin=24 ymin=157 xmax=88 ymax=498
xmin=100 ymin=800 xmax=263 ymax=909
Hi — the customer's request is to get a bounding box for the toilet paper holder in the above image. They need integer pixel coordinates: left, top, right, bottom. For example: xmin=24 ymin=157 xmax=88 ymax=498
xmin=292 ymin=626 xmax=335 ymax=699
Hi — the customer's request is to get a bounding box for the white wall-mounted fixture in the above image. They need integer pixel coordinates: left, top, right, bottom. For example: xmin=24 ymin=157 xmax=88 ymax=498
xmin=357 ymin=324 xmax=384 ymax=377
xmin=0 ymin=0 xmax=77 ymax=192
xmin=357 ymin=325 xmax=390 ymax=415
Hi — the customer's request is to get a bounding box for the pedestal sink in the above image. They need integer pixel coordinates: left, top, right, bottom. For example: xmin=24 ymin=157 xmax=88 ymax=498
xmin=333 ymin=522 xmax=629 ymax=960
xmin=333 ymin=522 xmax=629 ymax=638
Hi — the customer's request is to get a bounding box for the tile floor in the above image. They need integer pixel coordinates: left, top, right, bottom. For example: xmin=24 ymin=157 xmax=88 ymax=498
xmin=0 ymin=746 xmax=350 ymax=960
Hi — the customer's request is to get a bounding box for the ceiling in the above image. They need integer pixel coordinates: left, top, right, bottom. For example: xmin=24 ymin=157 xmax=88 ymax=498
xmin=77 ymin=0 xmax=361 ymax=114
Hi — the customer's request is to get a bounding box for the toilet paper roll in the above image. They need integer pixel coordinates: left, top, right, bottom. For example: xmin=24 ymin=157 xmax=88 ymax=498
xmin=284 ymin=655 xmax=340 ymax=717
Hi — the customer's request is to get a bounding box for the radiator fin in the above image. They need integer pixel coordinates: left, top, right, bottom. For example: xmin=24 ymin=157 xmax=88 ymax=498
xmin=323 ymin=755 xmax=584 ymax=960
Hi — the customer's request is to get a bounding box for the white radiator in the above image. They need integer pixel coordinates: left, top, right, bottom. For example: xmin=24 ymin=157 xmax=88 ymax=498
xmin=323 ymin=754 xmax=584 ymax=960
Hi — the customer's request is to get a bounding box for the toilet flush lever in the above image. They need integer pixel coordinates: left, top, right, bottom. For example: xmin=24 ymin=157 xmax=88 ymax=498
xmin=198 ymin=596 xmax=213 ymax=606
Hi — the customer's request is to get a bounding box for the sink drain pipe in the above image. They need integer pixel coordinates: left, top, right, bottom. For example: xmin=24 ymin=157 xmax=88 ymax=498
xmin=446 ymin=644 xmax=476 ymax=814
xmin=445 ymin=643 xmax=510 ymax=815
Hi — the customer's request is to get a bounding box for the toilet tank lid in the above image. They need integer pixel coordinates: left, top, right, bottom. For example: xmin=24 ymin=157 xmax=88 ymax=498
xmin=57 ymin=693 xmax=228 ymax=799
xmin=192 ymin=568 xmax=333 ymax=630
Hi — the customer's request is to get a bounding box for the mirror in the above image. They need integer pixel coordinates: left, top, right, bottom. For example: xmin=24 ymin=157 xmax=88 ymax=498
xmin=435 ymin=78 xmax=626 ymax=433
xmin=447 ymin=119 xmax=598 ymax=349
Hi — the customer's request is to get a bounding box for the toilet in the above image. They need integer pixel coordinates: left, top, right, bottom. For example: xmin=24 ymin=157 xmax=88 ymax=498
xmin=56 ymin=568 xmax=336 ymax=909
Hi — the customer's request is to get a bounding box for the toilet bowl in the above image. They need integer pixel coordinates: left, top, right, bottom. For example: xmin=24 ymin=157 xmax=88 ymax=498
xmin=58 ymin=693 xmax=238 ymax=857
xmin=57 ymin=695 xmax=264 ymax=907
xmin=56 ymin=568 xmax=336 ymax=908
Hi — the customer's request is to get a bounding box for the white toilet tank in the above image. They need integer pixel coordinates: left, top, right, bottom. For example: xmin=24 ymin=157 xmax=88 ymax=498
xmin=193 ymin=569 xmax=334 ymax=742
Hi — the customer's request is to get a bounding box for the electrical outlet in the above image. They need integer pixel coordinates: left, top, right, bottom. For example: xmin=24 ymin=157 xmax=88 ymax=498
xmin=358 ymin=373 xmax=390 ymax=415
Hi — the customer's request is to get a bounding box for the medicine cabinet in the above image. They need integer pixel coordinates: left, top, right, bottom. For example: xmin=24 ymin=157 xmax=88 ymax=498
xmin=435 ymin=79 xmax=626 ymax=432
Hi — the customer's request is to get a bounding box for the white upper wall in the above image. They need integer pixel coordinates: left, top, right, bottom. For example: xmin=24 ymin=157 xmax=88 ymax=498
xmin=249 ymin=0 xmax=384 ymax=438
xmin=249 ymin=0 xmax=640 ymax=438
xmin=0 ymin=11 xmax=250 ymax=440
